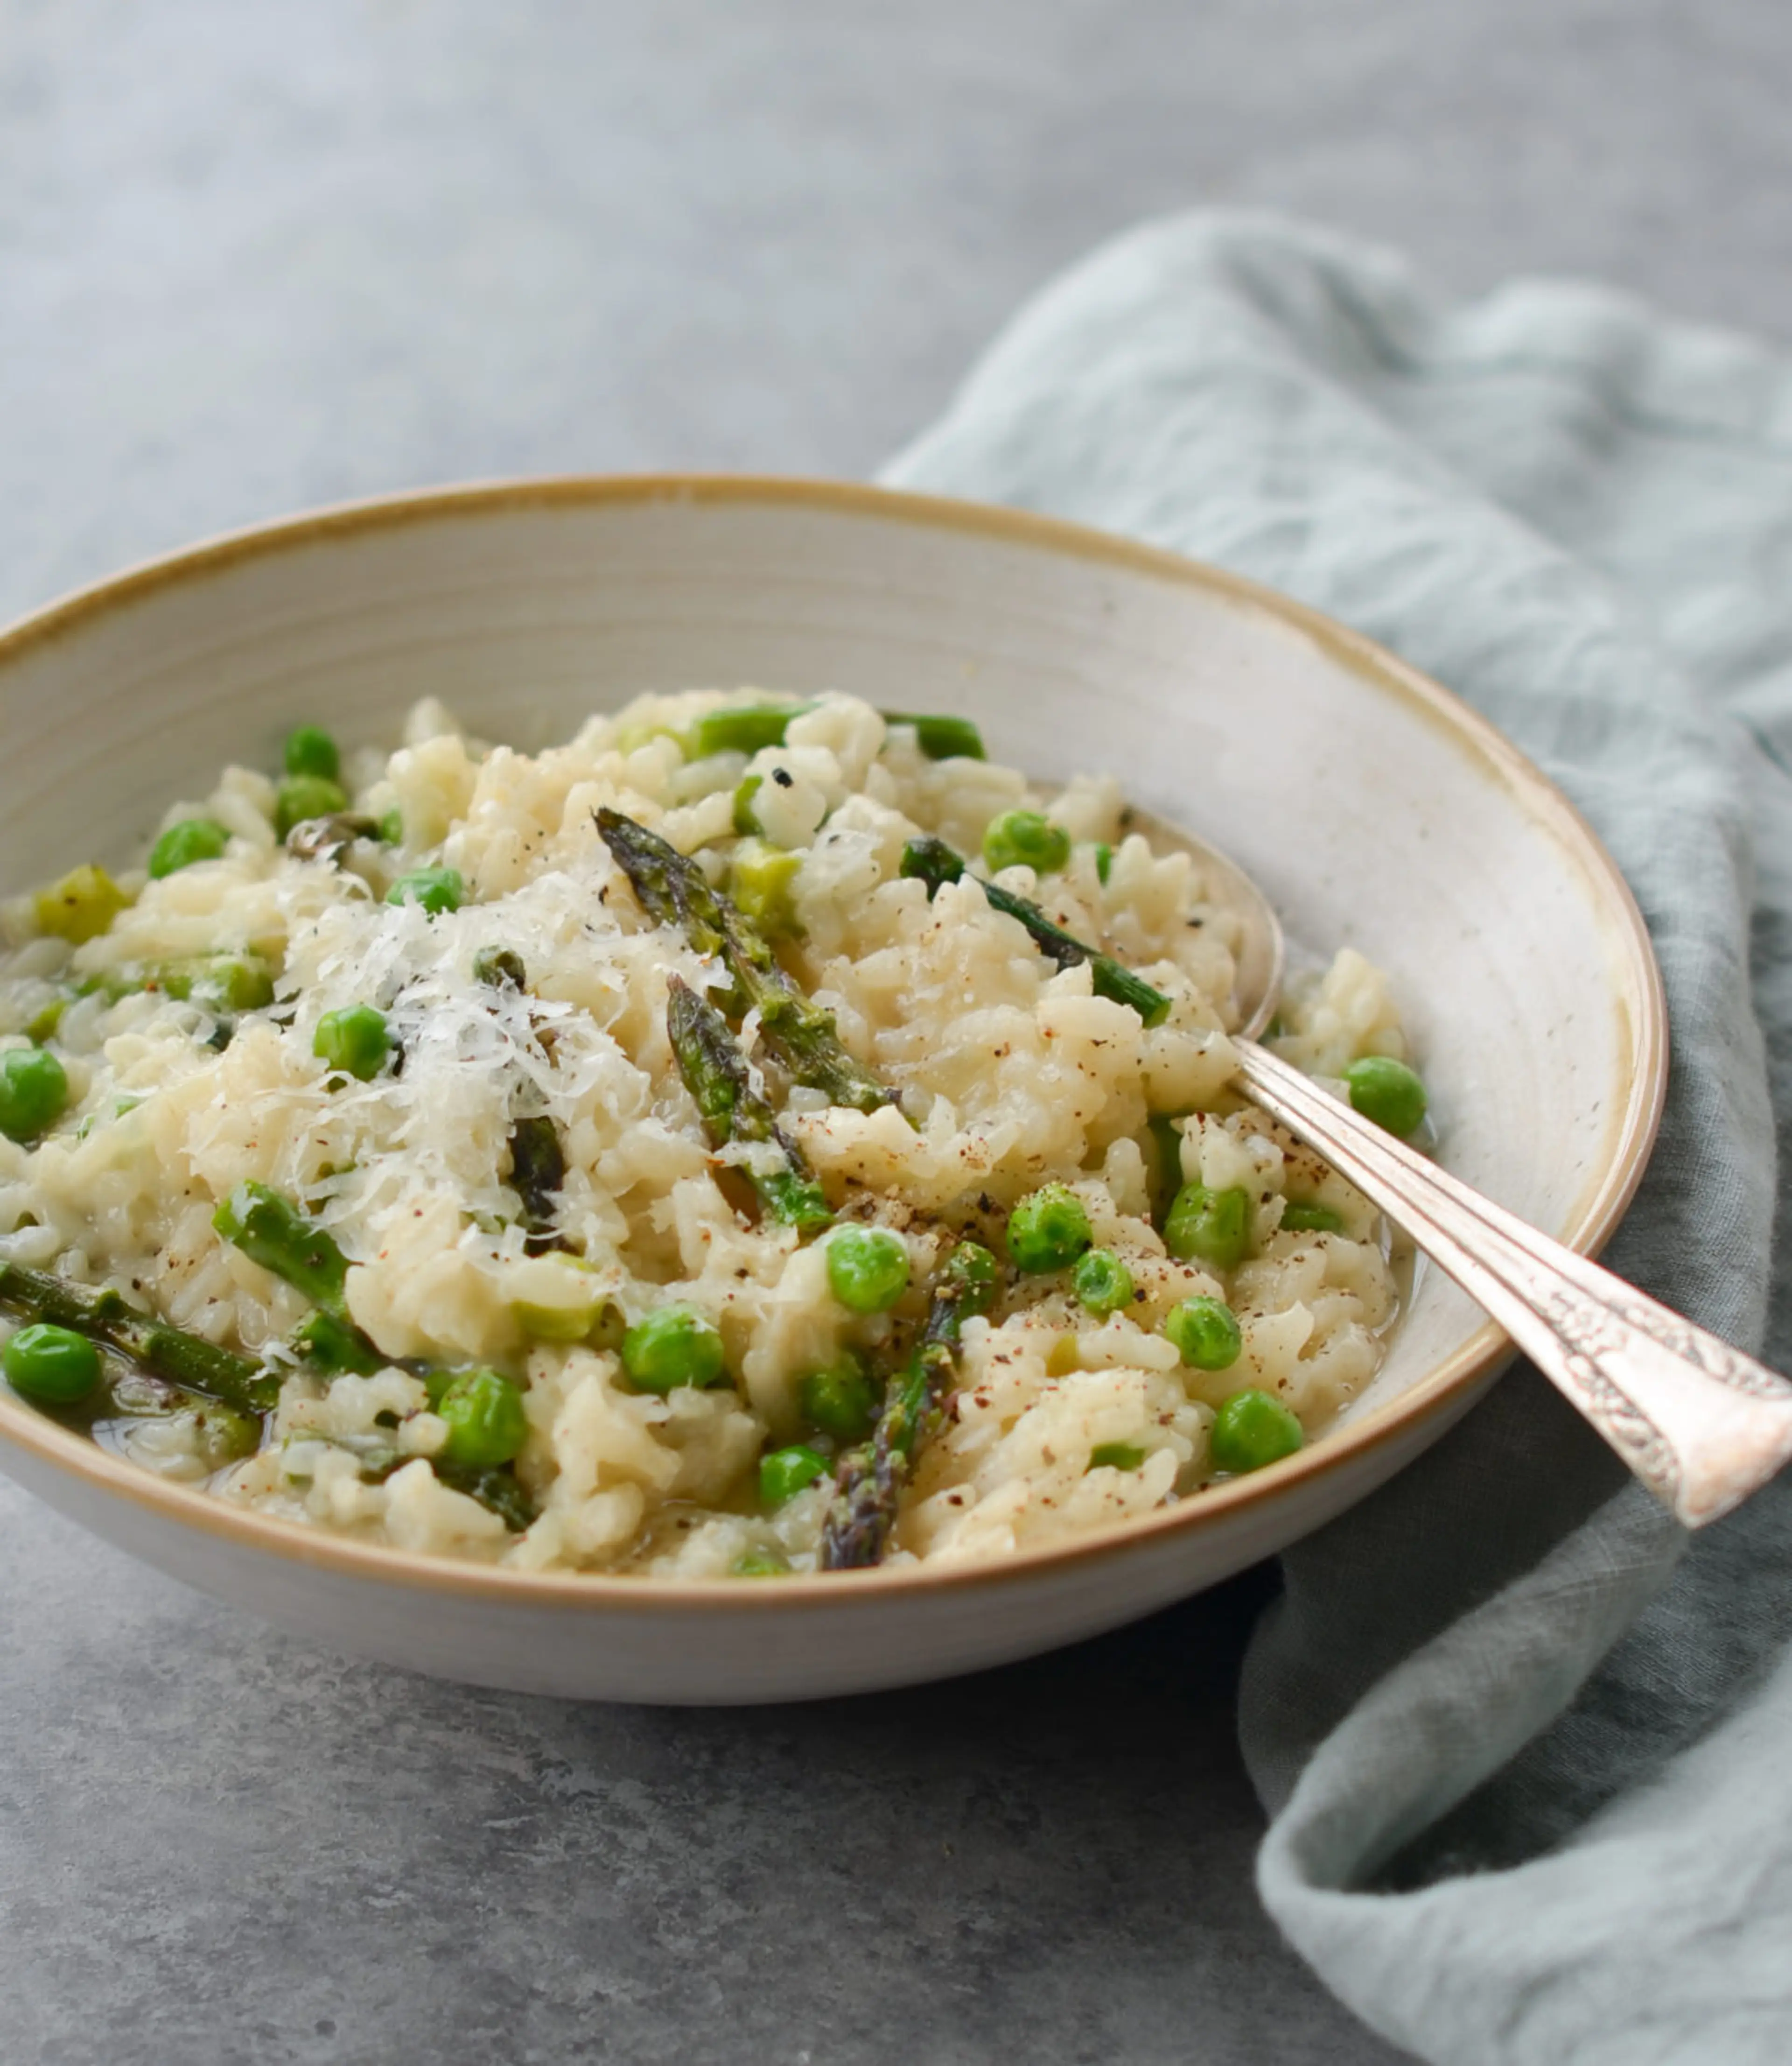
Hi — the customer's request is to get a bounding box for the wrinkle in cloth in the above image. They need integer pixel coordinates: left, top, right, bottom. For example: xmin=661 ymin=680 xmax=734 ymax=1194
xmin=883 ymin=211 xmax=1792 ymax=2065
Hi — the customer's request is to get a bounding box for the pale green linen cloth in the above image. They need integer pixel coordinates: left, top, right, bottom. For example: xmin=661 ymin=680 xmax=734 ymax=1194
xmin=883 ymin=213 xmax=1792 ymax=2064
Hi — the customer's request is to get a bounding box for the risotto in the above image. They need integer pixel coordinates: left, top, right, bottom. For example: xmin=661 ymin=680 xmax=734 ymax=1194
xmin=0 ymin=691 xmax=1423 ymax=1577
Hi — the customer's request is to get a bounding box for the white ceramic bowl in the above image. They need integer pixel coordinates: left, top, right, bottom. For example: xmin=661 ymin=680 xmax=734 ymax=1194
xmin=0 ymin=478 xmax=1665 ymax=1702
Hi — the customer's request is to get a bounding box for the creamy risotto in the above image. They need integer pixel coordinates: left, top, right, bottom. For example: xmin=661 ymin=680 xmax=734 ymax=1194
xmin=0 ymin=691 xmax=1423 ymax=1577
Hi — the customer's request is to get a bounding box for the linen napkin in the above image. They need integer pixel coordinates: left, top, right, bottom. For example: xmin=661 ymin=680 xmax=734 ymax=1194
xmin=883 ymin=211 xmax=1792 ymax=2065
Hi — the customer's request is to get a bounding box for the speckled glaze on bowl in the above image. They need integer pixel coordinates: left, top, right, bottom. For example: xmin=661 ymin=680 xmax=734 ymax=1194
xmin=0 ymin=478 xmax=1666 ymax=1703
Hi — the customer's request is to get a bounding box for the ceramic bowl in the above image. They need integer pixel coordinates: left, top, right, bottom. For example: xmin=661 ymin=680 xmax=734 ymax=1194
xmin=0 ymin=478 xmax=1666 ymax=1702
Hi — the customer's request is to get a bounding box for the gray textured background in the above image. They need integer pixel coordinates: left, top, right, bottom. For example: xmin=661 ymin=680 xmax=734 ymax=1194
xmin=3 ymin=4 xmax=1787 ymax=2061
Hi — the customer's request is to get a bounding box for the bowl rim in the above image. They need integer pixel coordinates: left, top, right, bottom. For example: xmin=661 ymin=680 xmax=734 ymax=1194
xmin=0 ymin=471 xmax=1669 ymax=1611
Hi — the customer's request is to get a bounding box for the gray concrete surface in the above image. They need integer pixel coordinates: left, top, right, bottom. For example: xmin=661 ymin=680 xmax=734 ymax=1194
xmin=3 ymin=3 xmax=1788 ymax=2059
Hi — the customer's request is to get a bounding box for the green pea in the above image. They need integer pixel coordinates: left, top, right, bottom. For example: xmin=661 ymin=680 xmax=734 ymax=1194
xmin=1092 ymin=841 xmax=1113 ymax=885
xmin=981 ymin=809 xmax=1071 ymax=876
xmin=881 ymin=712 xmax=986 ymax=761
xmin=1342 ymin=1055 xmax=1428 ymax=1138
xmin=1210 ymin=1388 xmax=1305 ymax=1475
xmin=760 ymin=1443 xmax=829 ymax=1507
xmin=799 ymin=1358 xmax=877 ymax=1441
xmin=683 ymin=703 xmax=809 ymax=759
xmin=825 ymin=1227 xmax=910 ymax=1314
xmin=148 ymin=818 xmax=230 ymax=879
xmin=1164 ymin=1295 xmax=1242 ymax=1371
xmin=385 ymin=866 xmax=464 ymax=916
xmin=621 ymin=1304 xmax=728 ymax=1394
xmin=1072 ymin=1247 xmax=1134 ymax=1317
xmin=3 ymin=1322 xmax=101 ymax=1405
xmin=274 ymin=775 xmax=350 ymax=838
xmin=1006 ymin=1184 xmax=1092 ymax=1274
xmin=0 ymin=1046 xmax=70 ymax=1143
xmin=313 ymin=1005 xmax=391 ymax=1082
xmin=283 ymin=726 xmax=342 ymax=782
xmin=733 ymin=1545 xmax=789 ymax=1577
xmin=1281 ymin=1200 xmax=1345 ymax=1235
xmin=1088 ymin=1441 xmax=1146 ymax=1472
xmin=433 ymin=1367 xmax=529 ymax=1469
xmin=1163 ymin=1183 xmax=1253 ymax=1270
xmin=377 ymin=809 xmax=405 ymax=845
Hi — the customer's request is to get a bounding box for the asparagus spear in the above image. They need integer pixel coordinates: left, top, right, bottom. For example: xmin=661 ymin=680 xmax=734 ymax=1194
xmin=436 ymin=1462 xmax=537 ymax=1532
xmin=898 ymin=836 xmax=1171 ymax=1027
xmin=681 ymin=703 xmax=812 ymax=759
xmin=666 ymin=975 xmax=832 ymax=1235
xmin=0 ymin=1259 xmax=278 ymax=1415
xmin=213 ymin=1181 xmax=353 ymax=1314
xmin=507 ymin=1115 xmax=569 ymax=1253
xmin=595 ymin=808 xmax=894 ymax=1115
xmin=110 ymin=1372 xmax=263 ymax=1464
xmin=819 ymin=1240 xmax=998 ymax=1570
xmin=470 ymin=948 xmax=576 ymax=1251
xmin=290 ymin=1310 xmax=383 ymax=1376
xmin=880 ymin=712 xmax=986 ymax=761
xmin=212 ymin=1182 xmax=393 ymax=1377
xmin=285 ymin=1431 xmax=538 ymax=1533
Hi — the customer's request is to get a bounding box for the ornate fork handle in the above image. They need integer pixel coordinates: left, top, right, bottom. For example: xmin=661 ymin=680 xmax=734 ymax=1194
xmin=1236 ymin=1042 xmax=1792 ymax=1528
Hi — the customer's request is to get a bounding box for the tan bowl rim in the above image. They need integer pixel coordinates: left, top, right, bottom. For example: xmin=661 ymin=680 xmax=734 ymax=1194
xmin=0 ymin=472 xmax=1670 ymax=1614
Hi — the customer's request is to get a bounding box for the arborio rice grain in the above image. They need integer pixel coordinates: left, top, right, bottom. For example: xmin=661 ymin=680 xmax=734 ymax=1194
xmin=0 ymin=690 xmax=1416 ymax=1577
